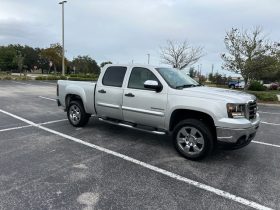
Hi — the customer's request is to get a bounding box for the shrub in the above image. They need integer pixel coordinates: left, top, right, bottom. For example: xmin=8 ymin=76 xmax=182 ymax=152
xmin=248 ymin=91 xmax=278 ymax=101
xmin=67 ymin=73 xmax=99 ymax=79
xmin=15 ymin=76 xmax=31 ymax=80
xmin=68 ymin=77 xmax=96 ymax=81
xmin=35 ymin=76 xmax=67 ymax=80
xmin=2 ymin=76 xmax=12 ymax=80
xmin=248 ymin=81 xmax=266 ymax=91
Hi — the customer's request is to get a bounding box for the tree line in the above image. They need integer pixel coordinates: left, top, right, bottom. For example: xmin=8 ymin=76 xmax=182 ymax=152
xmin=1 ymin=26 xmax=279 ymax=83
xmin=0 ymin=43 xmax=112 ymax=75
xmin=160 ymin=26 xmax=280 ymax=85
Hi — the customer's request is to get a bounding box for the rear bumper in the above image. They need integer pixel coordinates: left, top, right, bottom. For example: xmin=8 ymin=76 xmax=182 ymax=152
xmin=216 ymin=120 xmax=260 ymax=144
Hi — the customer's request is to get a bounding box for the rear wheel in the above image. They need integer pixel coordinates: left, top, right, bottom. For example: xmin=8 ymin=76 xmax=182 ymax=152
xmin=173 ymin=119 xmax=214 ymax=160
xmin=67 ymin=100 xmax=90 ymax=127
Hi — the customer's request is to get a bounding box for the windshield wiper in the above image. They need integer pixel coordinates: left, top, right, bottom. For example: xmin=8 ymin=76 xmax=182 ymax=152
xmin=175 ymin=84 xmax=196 ymax=89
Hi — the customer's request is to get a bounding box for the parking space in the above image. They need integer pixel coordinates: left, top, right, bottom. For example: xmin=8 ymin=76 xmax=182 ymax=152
xmin=0 ymin=81 xmax=279 ymax=209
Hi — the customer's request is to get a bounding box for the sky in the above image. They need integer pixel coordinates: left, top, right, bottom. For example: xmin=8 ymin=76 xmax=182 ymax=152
xmin=0 ymin=0 xmax=280 ymax=76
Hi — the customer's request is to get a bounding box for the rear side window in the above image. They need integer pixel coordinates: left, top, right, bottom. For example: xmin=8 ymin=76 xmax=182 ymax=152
xmin=102 ymin=66 xmax=127 ymax=87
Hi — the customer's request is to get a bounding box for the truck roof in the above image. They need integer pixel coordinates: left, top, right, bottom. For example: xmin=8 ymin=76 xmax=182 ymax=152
xmin=102 ymin=63 xmax=165 ymax=70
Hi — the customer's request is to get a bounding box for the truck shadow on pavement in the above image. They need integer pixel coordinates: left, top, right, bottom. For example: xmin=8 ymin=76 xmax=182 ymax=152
xmin=81 ymin=118 xmax=251 ymax=164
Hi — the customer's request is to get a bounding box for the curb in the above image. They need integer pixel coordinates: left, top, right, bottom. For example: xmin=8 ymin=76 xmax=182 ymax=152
xmin=258 ymin=103 xmax=280 ymax=107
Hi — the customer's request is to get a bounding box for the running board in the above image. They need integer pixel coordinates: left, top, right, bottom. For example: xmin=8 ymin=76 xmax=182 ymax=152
xmin=98 ymin=118 xmax=167 ymax=135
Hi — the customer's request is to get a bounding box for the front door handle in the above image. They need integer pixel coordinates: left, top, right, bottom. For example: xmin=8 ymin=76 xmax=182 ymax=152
xmin=98 ymin=89 xmax=106 ymax=94
xmin=125 ymin=93 xmax=135 ymax=97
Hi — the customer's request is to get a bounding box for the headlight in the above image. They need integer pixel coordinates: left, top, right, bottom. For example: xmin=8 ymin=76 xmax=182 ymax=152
xmin=227 ymin=103 xmax=246 ymax=118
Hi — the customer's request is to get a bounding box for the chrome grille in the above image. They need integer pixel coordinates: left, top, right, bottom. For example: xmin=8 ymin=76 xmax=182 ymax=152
xmin=247 ymin=101 xmax=257 ymax=120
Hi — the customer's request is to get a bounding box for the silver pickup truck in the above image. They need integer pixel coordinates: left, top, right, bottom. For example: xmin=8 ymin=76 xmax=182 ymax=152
xmin=57 ymin=64 xmax=260 ymax=160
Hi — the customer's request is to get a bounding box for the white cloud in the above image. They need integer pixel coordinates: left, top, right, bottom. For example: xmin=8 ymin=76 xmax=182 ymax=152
xmin=0 ymin=0 xmax=279 ymax=74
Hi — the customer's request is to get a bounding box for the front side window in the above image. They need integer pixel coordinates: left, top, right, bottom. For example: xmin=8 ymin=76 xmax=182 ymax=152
xmin=156 ymin=67 xmax=199 ymax=89
xmin=128 ymin=67 xmax=158 ymax=90
xmin=102 ymin=66 xmax=127 ymax=87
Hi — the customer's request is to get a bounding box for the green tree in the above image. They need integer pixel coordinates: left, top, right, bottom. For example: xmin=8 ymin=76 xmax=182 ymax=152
xmin=0 ymin=46 xmax=17 ymax=71
xmin=72 ymin=55 xmax=100 ymax=74
xmin=23 ymin=46 xmax=40 ymax=71
xmin=40 ymin=43 xmax=66 ymax=73
xmin=189 ymin=67 xmax=197 ymax=78
xmin=221 ymin=27 xmax=279 ymax=87
xmin=100 ymin=61 xmax=112 ymax=68
xmin=9 ymin=44 xmax=41 ymax=71
xmin=13 ymin=52 xmax=24 ymax=76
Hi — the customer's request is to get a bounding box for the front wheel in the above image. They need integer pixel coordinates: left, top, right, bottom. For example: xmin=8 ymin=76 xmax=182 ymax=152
xmin=173 ymin=119 xmax=214 ymax=160
xmin=67 ymin=100 xmax=90 ymax=127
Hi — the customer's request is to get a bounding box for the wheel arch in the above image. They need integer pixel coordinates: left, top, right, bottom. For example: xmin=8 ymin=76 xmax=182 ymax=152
xmin=169 ymin=109 xmax=217 ymax=140
xmin=65 ymin=94 xmax=84 ymax=111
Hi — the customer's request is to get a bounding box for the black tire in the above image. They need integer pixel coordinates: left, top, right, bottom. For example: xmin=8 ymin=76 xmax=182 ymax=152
xmin=172 ymin=119 xmax=214 ymax=160
xmin=67 ymin=100 xmax=90 ymax=127
xmin=230 ymin=85 xmax=235 ymax=89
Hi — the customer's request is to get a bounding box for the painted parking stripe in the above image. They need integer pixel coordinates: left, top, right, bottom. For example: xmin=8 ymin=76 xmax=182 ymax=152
xmin=261 ymin=121 xmax=280 ymax=126
xmin=252 ymin=141 xmax=280 ymax=148
xmin=0 ymin=125 xmax=32 ymax=132
xmin=0 ymin=109 xmax=273 ymax=210
xmin=38 ymin=96 xmax=56 ymax=101
xmin=0 ymin=119 xmax=67 ymax=132
xmin=259 ymin=111 xmax=280 ymax=115
xmin=39 ymin=81 xmax=57 ymax=85
xmin=40 ymin=119 xmax=67 ymax=125
xmin=12 ymin=81 xmax=31 ymax=85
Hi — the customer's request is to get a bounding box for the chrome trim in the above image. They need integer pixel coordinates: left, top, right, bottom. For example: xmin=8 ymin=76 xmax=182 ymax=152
xmin=246 ymin=100 xmax=257 ymax=120
xmin=217 ymin=121 xmax=260 ymax=143
xmin=151 ymin=107 xmax=165 ymax=111
xmin=122 ymin=106 xmax=164 ymax=117
xmin=97 ymin=102 xmax=120 ymax=109
xmin=98 ymin=118 xmax=166 ymax=135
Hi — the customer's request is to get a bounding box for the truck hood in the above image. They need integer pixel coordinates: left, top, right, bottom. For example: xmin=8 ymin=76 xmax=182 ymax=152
xmin=173 ymin=86 xmax=256 ymax=103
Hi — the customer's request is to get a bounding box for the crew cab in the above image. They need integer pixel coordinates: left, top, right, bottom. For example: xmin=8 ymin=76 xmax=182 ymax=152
xmin=57 ymin=64 xmax=260 ymax=160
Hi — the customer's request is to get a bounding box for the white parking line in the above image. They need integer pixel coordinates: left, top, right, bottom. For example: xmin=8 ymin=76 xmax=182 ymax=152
xmin=40 ymin=119 xmax=67 ymax=125
xmin=0 ymin=125 xmax=32 ymax=132
xmin=252 ymin=141 xmax=280 ymax=148
xmin=0 ymin=108 xmax=273 ymax=210
xmin=0 ymin=119 xmax=67 ymax=132
xmin=261 ymin=121 xmax=280 ymax=126
xmin=38 ymin=96 xmax=56 ymax=101
xmin=12 ymin=81 xmax=31 ymax=85
xmin=39 ymin=81 xmax=57 ymax=85
xmin=259 ymin=111 xmax=280 ymax=115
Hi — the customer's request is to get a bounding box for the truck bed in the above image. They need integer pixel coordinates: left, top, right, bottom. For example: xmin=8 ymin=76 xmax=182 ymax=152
xmin=57 ymin=80 xmax=96 ymax=114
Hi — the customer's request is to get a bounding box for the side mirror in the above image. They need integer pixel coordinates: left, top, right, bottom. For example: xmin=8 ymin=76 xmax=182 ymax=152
xmin=144 ymin=80 xmax=162 ymax=92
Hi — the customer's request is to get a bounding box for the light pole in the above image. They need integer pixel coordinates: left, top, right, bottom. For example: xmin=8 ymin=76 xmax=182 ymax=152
xmin=59 ymin=1 xmax=67 ymax=76
xmin=147 ymin=53 xmax=150 ymax=64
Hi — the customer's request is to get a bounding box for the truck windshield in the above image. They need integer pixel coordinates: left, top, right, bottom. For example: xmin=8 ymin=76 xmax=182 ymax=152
xmin=155 ymin=67 xmax=199 ymax=89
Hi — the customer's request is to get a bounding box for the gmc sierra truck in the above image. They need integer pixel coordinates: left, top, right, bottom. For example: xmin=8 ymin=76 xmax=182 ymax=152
xmin=57 ymin=64 xmax=260 ymax=160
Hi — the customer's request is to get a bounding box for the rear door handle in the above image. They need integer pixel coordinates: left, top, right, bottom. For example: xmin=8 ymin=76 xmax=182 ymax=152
xmin=98 ymin=89 xmax=106 ymax=94
xmin=125 ymin=93 xmax=135 ymax=97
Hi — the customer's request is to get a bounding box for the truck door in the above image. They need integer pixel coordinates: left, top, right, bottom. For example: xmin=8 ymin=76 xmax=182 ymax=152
xmin=122 ymin=67 xmax=167 ymax=129
xmin=95 ymin=66 xmax=127 ymax=120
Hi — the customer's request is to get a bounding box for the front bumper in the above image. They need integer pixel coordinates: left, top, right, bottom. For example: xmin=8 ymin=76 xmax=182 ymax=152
xmin=216 ymin=119 xmax=260 ymax=144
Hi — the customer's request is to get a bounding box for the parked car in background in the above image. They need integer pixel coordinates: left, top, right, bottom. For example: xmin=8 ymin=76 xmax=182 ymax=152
xmin=228 ymin=81 xmax=245 ymax=89
xmin=263 ymin=82 xmax=279 ymax=90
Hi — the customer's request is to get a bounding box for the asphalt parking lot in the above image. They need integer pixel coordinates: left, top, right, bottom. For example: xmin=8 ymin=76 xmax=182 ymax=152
xmin=0 ymin=80 xmax=279 ymax=210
